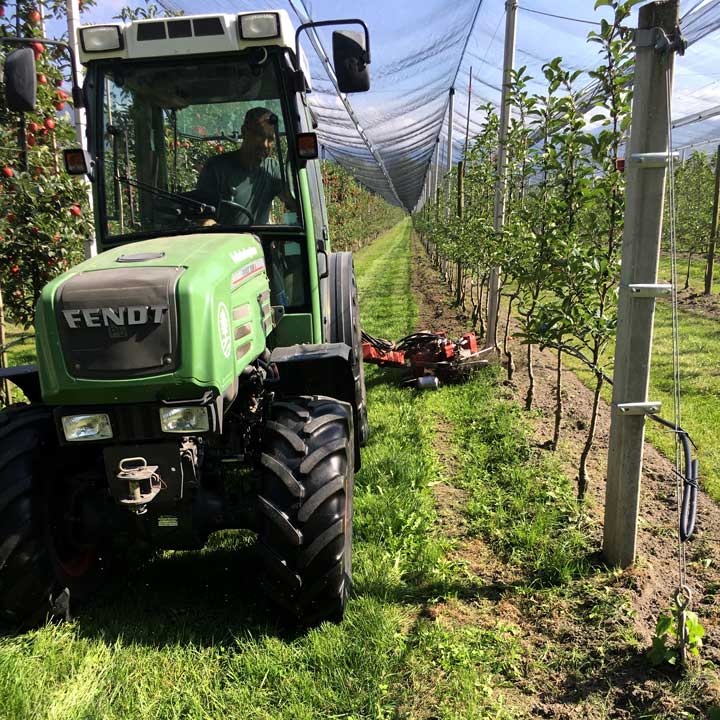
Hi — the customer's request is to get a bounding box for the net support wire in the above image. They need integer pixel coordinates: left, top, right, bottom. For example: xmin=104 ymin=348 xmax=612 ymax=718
xmin=417 ymin=0 xmax=487 ymax=210
xmin=287 ymin=0 xmax=405 ymax=210
xmin=663 ymin=25 xmax=695 ymax=665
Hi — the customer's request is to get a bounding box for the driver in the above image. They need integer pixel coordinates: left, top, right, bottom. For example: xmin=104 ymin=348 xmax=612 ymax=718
xmin=194 ymin=106 xmax=296 ymax=225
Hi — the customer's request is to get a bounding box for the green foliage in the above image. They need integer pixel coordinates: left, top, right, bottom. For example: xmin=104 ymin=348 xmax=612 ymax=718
xmin=321 ymin=161 xmax=404 ymax=252
xmin=413 ymin=0 xmax=637 ymax=498
xmin=665 ymin=151 xmax=715 ymax=260
xmin=0 ymin=1 xmax=94 ymax=326
xmin=115 ymin=1 xmax=183 ymax=21
xmin=648 ymin=605 xmax=705 ymax=666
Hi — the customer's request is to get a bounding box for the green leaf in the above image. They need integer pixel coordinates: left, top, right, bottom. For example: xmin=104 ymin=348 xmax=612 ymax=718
xmin=594 ymin=0 xmax=612 ymax=8
xmin=654 ymin=613 xmax=673 ymax=637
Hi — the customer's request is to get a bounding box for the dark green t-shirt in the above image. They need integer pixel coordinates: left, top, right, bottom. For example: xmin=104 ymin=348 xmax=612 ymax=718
xmin=196 ymin=153 xmax=283 ymax=225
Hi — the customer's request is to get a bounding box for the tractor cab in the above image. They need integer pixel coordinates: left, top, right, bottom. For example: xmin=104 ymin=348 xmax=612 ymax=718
xmin=76 ymin=11 xmax=368 ymax=347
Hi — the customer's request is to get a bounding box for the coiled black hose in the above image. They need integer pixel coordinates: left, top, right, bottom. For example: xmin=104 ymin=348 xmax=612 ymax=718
xmin=651 ymin=414 xmax=699 ymax=541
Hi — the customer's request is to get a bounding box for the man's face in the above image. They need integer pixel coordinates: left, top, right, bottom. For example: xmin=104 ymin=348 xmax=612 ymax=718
xmin=243 ymin=119 xmax=275 ymax=160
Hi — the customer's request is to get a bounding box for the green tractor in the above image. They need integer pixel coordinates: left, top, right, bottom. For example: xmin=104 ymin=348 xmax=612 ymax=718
xmin=0 ymin=11 xmax=370 ymax=627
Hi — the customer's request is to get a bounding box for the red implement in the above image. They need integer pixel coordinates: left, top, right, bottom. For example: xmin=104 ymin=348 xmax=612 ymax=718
xmin=361 ymin=330 xmax=490 ymax=386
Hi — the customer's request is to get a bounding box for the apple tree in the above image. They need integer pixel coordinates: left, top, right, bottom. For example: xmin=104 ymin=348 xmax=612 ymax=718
xmin=0 ymin=0 xmax=95 ymax=328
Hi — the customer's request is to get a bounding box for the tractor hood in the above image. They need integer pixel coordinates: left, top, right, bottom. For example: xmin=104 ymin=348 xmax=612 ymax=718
xmin=35 ymin=232 xmax=272 ymax=405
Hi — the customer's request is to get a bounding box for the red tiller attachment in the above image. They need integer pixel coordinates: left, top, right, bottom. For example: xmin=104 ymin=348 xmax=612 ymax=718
xmin=362 ymin=329 xmax=492 ymax=387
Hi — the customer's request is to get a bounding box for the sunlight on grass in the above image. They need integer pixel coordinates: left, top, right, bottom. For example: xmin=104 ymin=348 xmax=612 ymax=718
xmin=0 ymin=220 xmax=513 ymax=719
xmin=565 ymin=299 xmax=720 ymax=502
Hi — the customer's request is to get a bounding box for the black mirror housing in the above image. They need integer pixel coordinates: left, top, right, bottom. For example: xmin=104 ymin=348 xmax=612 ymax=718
xmin=4 ymin=47 xmax=37 ymax=112
xmin=332 ymin=30 xmax=370 ymax=93
xmin=63 ymin=148 xmax=93 ymax=177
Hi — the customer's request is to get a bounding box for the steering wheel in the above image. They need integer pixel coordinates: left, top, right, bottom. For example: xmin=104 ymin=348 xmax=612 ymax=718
xmin=219 ymin=199 xmax=254 ymax=225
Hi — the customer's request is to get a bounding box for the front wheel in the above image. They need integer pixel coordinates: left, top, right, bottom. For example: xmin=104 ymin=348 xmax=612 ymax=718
xmin=257 ymin=395 xmax=354 ymax=624
xmin=0 ymin=405 xmax=108 ymax=629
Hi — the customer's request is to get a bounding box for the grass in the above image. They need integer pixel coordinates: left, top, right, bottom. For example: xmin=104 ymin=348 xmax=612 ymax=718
xmin=425 ymin=374 xmax=591 ymax=586
xmin=564 ymin=292 xmax=720 ymax=502
xmin=658 ymin=252 xmax=719 ymax=295
xmin=0 ymin=220 xmax=517 ymax=719
xmin=1 ymin=223 xmax=716 ymax=718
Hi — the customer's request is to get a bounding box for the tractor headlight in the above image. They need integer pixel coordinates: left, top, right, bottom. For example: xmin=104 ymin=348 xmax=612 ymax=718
xmin=238 ymin=12 xmax=280 ymax=40
xmin=62 ymin=413 xmax=113 ymax=442
xmin=159 ymin=406 xmax=210 ymax=434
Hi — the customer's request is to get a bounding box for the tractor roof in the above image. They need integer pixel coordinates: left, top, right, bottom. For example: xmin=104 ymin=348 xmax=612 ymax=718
xmin=77 ymin=10 xmax=311 ymax=87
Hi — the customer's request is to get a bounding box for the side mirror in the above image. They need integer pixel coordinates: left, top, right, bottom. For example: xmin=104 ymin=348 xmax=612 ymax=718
xmin=4 ymin=47 xmax=37 ymax=112
xmin=332 ymin=30 xmax=370 ymax=93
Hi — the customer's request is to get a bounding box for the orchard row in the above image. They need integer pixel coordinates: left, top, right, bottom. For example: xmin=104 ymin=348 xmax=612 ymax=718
xmin=414 ymin=0 xmax=637 ymax=499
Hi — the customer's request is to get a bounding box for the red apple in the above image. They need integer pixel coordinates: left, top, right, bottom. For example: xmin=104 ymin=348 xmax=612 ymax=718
xmin=2 ymin=166 xmax=13 ymax=178
xmin=28 ymin=9 xmax=40 ymax=24
xmin=70 ymin=204 xmax=81 ymax=217
xmin=44 ymin=117 xmax=55 ymax=130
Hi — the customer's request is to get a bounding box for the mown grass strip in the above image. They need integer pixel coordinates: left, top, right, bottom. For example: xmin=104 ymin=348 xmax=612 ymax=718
xmin=0 ymin=219 xmax=513 ymax=719
xmin=425 ymin=369 xmax=591 ymax=587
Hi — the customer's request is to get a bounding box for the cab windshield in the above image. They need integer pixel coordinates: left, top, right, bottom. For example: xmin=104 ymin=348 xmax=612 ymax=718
xmin=99 ymin=54 xmax=299 ymax=241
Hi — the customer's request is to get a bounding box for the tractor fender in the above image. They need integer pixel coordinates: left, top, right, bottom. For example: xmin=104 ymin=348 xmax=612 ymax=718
xmin=269 ymin=343 xmax=361 ymax=470
xmin=0 ymin=364 xmax=41 ymax=402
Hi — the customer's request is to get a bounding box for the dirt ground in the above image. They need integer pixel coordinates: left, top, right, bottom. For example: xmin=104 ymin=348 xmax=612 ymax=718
xmin=671 ymin=287 xmax=720 ymax=321
xmin=409 ymin=235 xmax=720 ymax=716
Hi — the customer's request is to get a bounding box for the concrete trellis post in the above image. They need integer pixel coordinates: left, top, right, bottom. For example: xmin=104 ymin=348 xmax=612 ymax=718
xmin=484 ymin=0 xmax=518 ymax=351
xmin=603 ymin=0 xmax=681 ymax=568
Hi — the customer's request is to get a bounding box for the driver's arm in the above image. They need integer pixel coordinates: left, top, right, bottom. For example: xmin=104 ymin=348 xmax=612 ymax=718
xmin=195 ymin=159 xmax=221 ymax=221
xmin=278 ymin=187 xmax=297 ymax=213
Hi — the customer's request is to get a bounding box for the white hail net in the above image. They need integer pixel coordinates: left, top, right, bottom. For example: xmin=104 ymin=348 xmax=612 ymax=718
xmin=149 ymin=0 xmax=720 ymax=212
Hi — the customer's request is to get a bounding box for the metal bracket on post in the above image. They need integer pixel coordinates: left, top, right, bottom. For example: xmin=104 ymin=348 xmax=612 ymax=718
xmin=615 ymin=401 xmax=662 ymax=416
xmin=633 ymin=26 xmax=686 ymax=55
xmin=629 ymin=152 xmax=679 ymax=168
xmin=625 ymin=283 xmax=673 ymax=297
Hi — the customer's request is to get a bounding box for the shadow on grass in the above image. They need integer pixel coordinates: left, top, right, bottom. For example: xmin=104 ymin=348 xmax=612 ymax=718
xmin=363 ymin=368 xmax=408 ymax=391
xmin=60 ymin=542 xmax=601 ymax=650
xmin=70 ymin=541 xmax=310 ymax=648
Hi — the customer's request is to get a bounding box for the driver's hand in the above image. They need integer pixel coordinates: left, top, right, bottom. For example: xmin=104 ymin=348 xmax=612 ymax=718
xmin=200 ymin=218 xmax=217 ymax=227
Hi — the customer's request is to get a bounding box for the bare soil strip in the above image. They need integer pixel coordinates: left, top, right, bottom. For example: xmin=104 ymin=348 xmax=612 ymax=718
xmin=410 ymin=233 xmax=720 ymax=716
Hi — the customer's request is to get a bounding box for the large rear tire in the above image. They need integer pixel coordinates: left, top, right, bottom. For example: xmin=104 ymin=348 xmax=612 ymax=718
xmin=258 ymin=395 xmax=354 ymax=625
xmin=0 ymin=405 xmax=107 ymax=629
xmin=328 ymin=252 xmax=369 ymax=449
